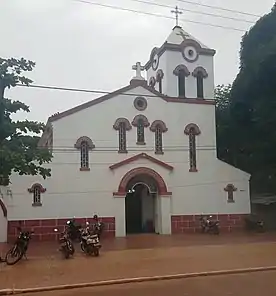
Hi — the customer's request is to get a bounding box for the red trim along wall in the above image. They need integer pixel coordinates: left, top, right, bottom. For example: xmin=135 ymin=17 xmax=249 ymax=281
xmin=7 ymin=217 xmax=115 ymax=242
xmin=114 ymin=167 xmax=172 ymax=196
xmin=171 ymin=214 xmax=249 ymax=233
xmin=109 ymin=153 xmax=174 ymax=171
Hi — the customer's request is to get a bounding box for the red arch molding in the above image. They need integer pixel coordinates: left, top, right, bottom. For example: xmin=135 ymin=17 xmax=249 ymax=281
xmin=114 ymin=167 xmax=172 ymax=196
xmin=0 ymin=199 xmax=7 ymax=217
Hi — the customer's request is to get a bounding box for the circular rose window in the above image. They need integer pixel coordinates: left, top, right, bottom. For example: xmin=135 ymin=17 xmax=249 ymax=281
xmin=134 ymin=97 xmax=147 ymax=111
xmin=182 ymin=45 xmax=198 ymax=62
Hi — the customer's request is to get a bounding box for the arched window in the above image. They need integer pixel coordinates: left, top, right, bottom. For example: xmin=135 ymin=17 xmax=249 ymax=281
xmin=80 ymin=141 xmax=89 ymax=169
xmin=184 ymin=123 xmax=201 ymax=172
xmin=178 ymin=70 xmax=186 ymax=98
xmin=149 ymin=77 xmax=156 ymax=88
xmin=74 ymin=136 xmax=95 ymax=171
xmin=33 ymin=186 xmax=41 ymax=205
xmin=155 ymin=126 xmax=163 ymax=154
xmin=224 ymin=184 xmax=237 ymax=203
xmin=173 ymin=65 xmax=190 ymax=98
xmin=118 ymin=122 xmax=127 ymax=152
xmin=150 ymin=120 xmax=168 ymax=154
xmin=196 ymin=72 xmax=204 ymax=98
xmin=137 ymin=119 xmax=145 ymax=144
xmin=28 ymin=183 xmax=46 ymax=206
xmin=192 ymin=67 xmax=208 ymax=99
xmin=113 ymin=118 xmax=132 ymax=153
xmin=156 ymin=69 xmax=164 ymax=94
xmin=132 ymin=115 xmax=150 ymax=145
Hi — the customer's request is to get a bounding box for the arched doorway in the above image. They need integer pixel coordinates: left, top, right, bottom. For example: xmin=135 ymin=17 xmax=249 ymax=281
xmin=115 ymin=167 xmax=172 ymax=236
xmin=125 ymin=176 xmax=158 ymax=234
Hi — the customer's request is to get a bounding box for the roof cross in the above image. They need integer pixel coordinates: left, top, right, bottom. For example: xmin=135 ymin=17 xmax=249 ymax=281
xmin=132 ymin=62 xmax=145 ymax=79
xmin=171 ymin=6 xmax=183 ymax=27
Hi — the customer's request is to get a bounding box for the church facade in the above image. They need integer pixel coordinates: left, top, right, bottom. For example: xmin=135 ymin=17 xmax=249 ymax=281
xmin=0 ymin=26 xmax=251 ymax=242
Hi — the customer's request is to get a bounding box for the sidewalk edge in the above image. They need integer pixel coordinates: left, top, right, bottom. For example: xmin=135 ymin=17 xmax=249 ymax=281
xmin=1 ymin=265 xmax=276 ymax=295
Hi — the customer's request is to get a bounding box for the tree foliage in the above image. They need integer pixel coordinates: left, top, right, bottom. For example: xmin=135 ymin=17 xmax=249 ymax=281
xmin=215 ymin=85 xmax=233 ymax=164
xmin=216 ymin=4 xmax=276 ymax=194
xmin=0 ymin=58 xmax=52 ymax=186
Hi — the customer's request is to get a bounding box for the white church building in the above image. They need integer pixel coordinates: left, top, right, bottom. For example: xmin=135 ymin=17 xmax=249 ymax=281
xmin=0 ymin=26 xmax=251 ymax=242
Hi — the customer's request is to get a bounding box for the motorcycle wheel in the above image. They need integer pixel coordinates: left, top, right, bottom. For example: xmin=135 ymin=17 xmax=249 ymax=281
xmin=213 ymin=226 xmax=220 ymax=235
xmin=93 ymin=248 xmax=99 ymax=257
xmin=257 ymin=226 xmax=265 ymax=233
xmin=86 ymin=245 xmax=93 ymax=256
xmin=5 ymin=246 xmax=23 ymax=265
xmin=81 ymin=243 xmax=85 ymax=252
xmin=69 ymin=242 xmax=75 ymax=255
xmin=62 ymin=247 xmax=70 ymax=259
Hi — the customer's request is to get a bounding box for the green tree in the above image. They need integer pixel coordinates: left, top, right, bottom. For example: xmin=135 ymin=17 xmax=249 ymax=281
xmin=215 ymin=84 xmax=233 ymax=164
xmin=215 ymin=84 xmax=231 ymax=112
xmin=228 ymin=3 xmax=276 ymax=194
xmin=0 ymin=57 xmax=52 ymax=186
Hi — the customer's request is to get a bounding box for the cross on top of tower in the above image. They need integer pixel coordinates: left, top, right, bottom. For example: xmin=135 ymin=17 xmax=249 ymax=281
xmin=171 ymin=6 xmax=183 ymax=27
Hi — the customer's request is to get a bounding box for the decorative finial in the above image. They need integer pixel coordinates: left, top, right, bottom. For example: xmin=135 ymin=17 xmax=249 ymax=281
xmin=132 ymin=62 xmax=145 ymax=80
xmin=171 ymin=5 xmax=183 ymax=27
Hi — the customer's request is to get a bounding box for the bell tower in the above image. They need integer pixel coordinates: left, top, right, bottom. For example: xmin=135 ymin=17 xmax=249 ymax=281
xmin=144 ymin=25 xmax=216 ymax=99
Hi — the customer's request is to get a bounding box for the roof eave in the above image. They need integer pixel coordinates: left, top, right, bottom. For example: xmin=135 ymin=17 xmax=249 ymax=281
xmin=145 ymin=40 xmax=216 ymax=70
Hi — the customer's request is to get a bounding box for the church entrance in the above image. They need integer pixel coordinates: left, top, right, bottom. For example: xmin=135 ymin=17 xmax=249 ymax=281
xmin=125 ymin=175 xmax=159 ymax=235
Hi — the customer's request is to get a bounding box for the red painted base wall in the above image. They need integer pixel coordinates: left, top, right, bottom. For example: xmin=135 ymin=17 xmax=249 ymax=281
xmin=7 ymin=214 xmax=249 ymax=241
xmin=8 ymin=217 xmax=115 ymax=242
xmin=171 ymin=214 xmax=248 ymax=234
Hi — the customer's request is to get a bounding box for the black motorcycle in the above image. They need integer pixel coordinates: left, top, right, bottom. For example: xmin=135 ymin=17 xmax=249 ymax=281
xmin=80 ymin=222 xmax=101 ymax=256
xmin=5 ymin=227 xmax=34 ymax=265
xmin=245 ymin=215 xmax=265 ymax=232
xmin=66 ymin=218 xmax=82 ymax=242
xmin=200 ymin=215 xmax=220 ymax=235
xmin=54 ymin=228 xmax=75 ymax=259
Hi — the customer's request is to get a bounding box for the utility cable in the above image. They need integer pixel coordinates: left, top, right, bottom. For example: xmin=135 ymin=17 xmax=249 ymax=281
xmin=128 ymin=0 xmax=256 ymax=24
xmin=177 ymin=0 xmax=262 ymax=17
xmin=72 ymin=0 xmax=247 ymax=32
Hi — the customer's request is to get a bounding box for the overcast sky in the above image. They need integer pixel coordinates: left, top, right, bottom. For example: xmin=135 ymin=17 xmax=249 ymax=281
xmin=0 ymin=0 xmax=275 ymax=123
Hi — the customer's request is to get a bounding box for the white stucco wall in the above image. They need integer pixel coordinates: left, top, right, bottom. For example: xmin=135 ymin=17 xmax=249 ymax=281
xmin=7 ymin=85 xmax=250 ymax=237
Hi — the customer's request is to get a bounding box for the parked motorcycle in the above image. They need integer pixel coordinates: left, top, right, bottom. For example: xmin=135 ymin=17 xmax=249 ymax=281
xmin=66 ymin=218 xmax=82 ymax=242
xmin=91 ymin=219 xmax=104 ymax=240
xmin=5 ymin=227 xmax=34 ymax=265
xmin=200 ymin=215 xmax=220 ymax=235
xmin=80 ymin=222 xmax=101 ymax=256
xmin=54 ymin=228 xmax=75 ymax=259
xmin=244 ymin=214 xmax=265 ymax=232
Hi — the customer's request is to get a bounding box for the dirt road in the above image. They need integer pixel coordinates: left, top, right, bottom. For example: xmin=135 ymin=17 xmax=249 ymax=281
xmin=19 ymin=271 xmax=276 ymax=296
xmin=1 ymin=241 xmax=276 ymax=289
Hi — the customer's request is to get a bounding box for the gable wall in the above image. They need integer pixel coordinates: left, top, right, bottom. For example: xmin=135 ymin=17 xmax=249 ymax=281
xmin=7 ymin=86 xmax=250 ymax=225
